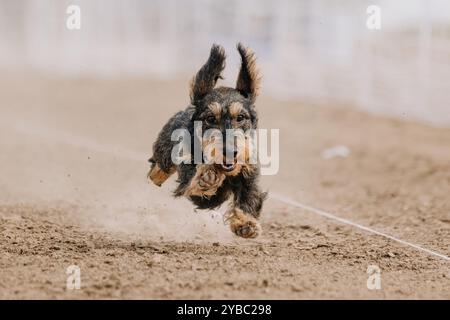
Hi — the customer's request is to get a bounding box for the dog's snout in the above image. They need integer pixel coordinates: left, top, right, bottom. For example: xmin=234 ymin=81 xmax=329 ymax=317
xmin=224 ymin=118 xmax=233 ymax=130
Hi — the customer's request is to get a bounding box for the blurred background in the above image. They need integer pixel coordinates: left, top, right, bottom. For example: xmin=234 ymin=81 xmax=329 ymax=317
xmin=1 ymin=0 xmax=450 ymax=126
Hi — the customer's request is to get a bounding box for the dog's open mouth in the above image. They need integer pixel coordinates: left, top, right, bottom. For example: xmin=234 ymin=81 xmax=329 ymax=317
xmin=221 ymin=162 xmax=236 ymax=172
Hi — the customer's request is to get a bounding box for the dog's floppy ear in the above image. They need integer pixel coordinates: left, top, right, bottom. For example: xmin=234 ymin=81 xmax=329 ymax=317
xmin=236 ymin=43 xmax=261 ymax=102
xmin=190 ymin=44 xmax=226 ymax=104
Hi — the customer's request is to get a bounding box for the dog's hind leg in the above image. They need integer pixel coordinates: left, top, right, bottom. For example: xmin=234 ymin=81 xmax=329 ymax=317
xmin=225 ymin=207 xmax=262 ymax=239
xmin=226 ymin=173 xmax=267 ymax=238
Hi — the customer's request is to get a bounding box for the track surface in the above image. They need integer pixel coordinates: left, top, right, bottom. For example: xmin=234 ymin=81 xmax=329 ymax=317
xmin=0 ymin=73 xmax=449 ymax=299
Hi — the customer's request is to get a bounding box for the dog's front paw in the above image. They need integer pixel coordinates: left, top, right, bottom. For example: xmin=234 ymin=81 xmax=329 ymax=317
xmin=198 ymin=167 xmax=222 ymax=190
xmin=184 ymin=165 xmax=225 ymax=198
xmin=226 ymin=208 xmax=261 ymax=239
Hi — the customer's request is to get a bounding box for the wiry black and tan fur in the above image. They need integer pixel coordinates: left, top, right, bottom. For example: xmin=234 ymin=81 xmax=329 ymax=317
xmin=148 ymin=43 xmax=267 ymax=238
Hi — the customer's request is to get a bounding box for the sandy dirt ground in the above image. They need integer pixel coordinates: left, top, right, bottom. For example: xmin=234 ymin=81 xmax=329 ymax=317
xmin=0 ymin=72 xmax=449 ymax=299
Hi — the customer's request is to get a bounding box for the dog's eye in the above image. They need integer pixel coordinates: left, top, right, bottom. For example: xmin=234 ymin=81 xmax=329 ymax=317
xmin=206 ymin=115 xmax=217 ymax=125
xmin=236 ymin=114 xmax=246 ymax=123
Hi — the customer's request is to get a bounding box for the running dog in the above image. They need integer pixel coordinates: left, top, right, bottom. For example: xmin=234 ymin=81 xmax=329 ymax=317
xmin=148 ymin=43 xmax=267 ymax=238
